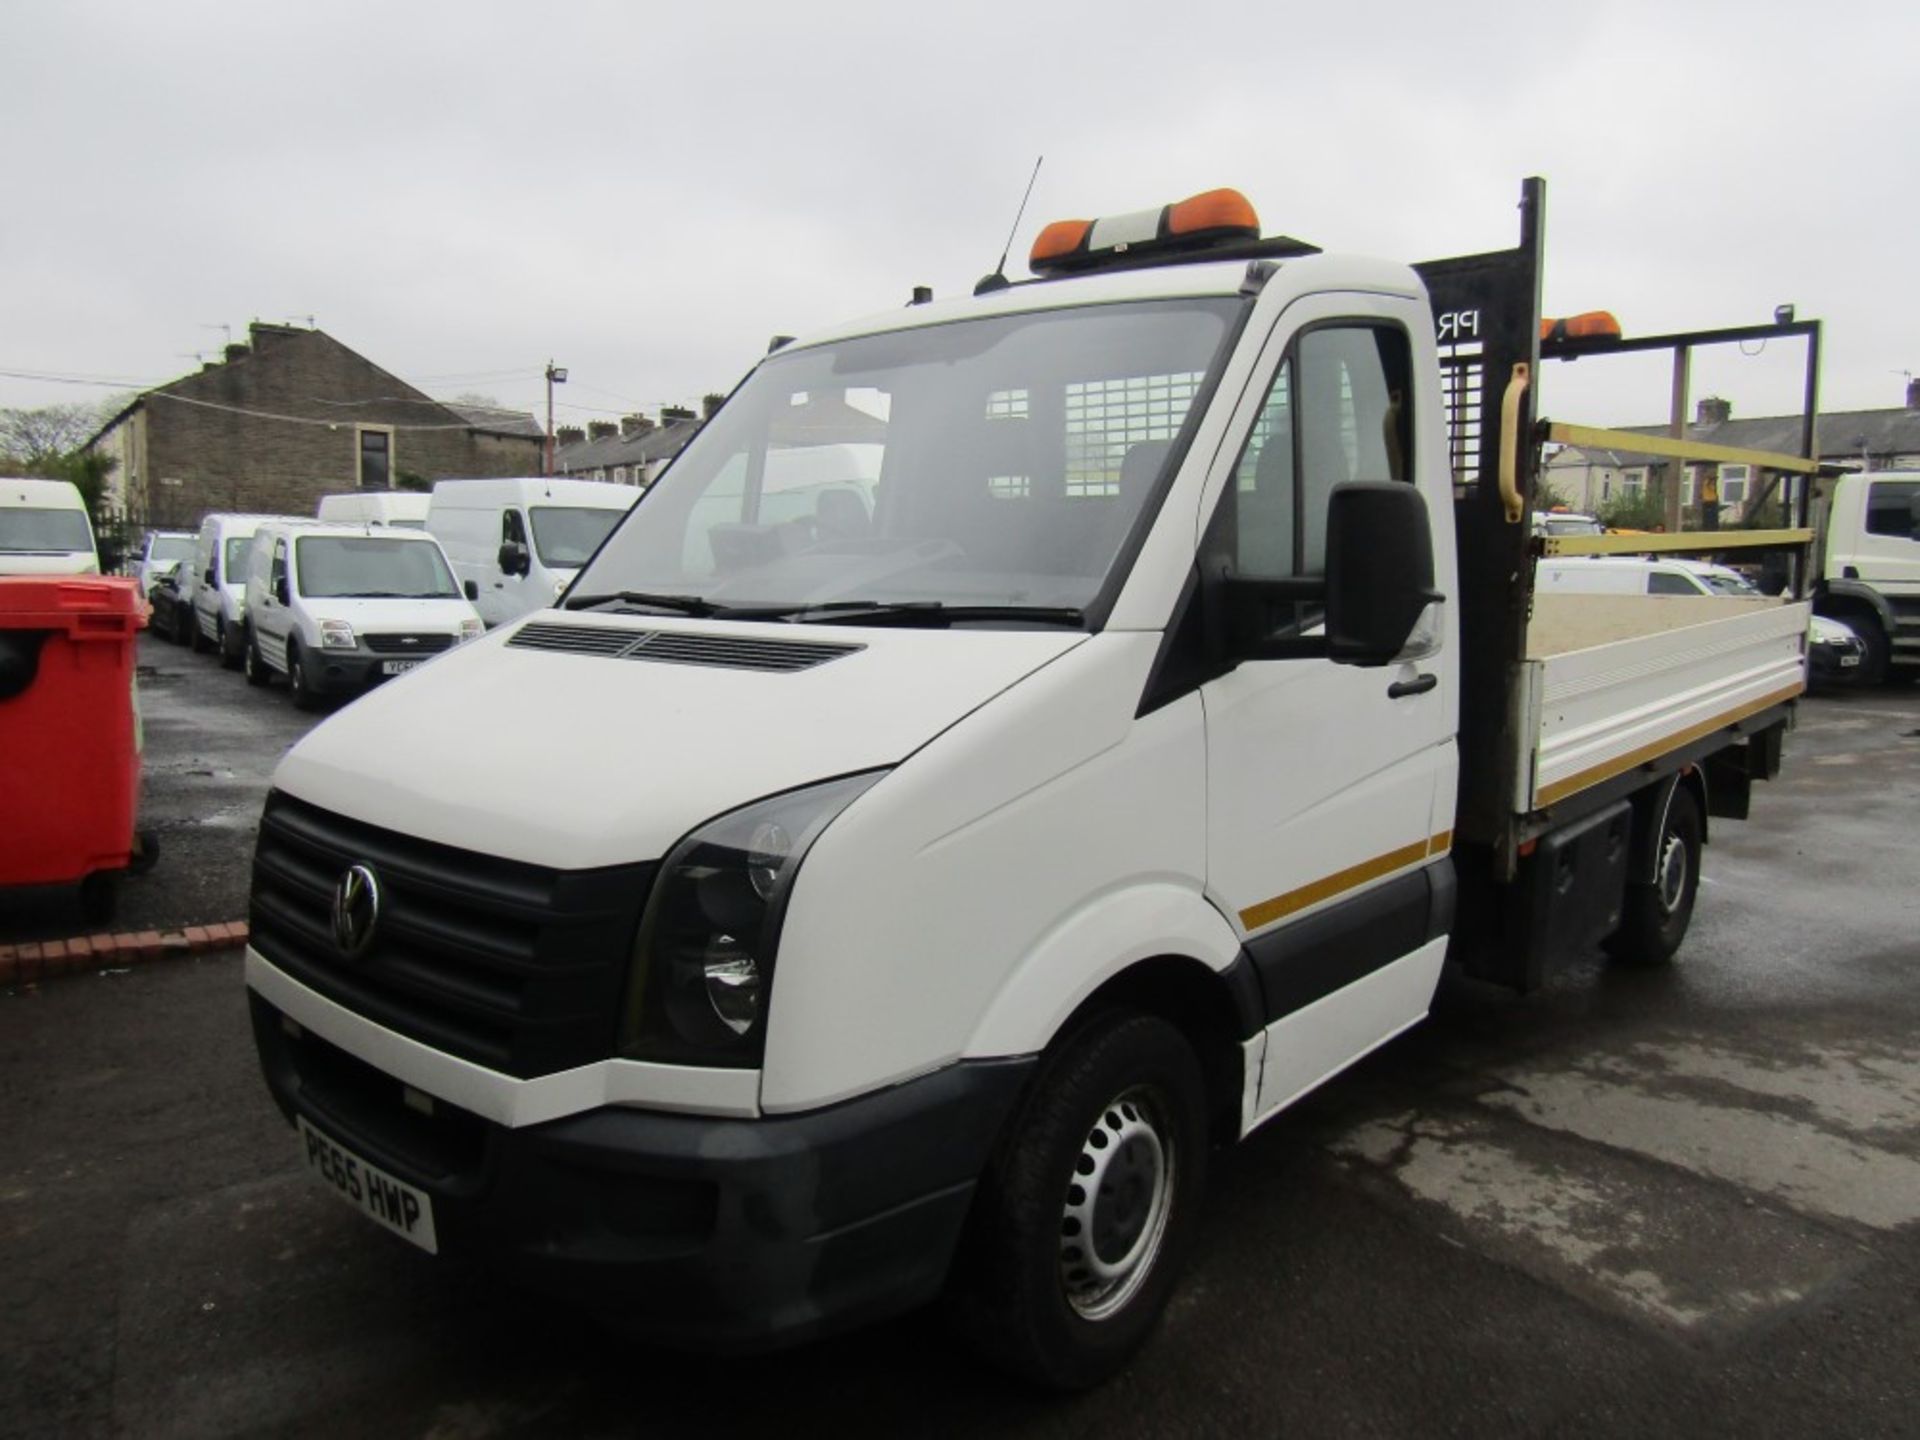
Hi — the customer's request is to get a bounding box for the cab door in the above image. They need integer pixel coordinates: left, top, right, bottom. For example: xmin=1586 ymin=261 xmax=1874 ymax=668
xmin=1196 ymin=294 xmax=1456 ymax=1125
xmin=258 ymin=538 xmax=294 ymax=670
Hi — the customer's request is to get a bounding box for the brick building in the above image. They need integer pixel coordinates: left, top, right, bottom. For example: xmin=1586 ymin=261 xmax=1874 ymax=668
xmin=86 ymin=322 xmax=544 ymax=531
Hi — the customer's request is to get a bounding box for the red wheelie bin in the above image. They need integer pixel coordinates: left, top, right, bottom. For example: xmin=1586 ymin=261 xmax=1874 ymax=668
xmin=0 ymin=576 xmax=147 ymax=919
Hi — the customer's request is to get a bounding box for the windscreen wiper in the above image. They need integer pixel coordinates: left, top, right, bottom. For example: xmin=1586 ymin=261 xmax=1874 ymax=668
xmin=754 ymin=601 xmax=1088 ymax=628
xmin=564 ymin=590 xmax=726 ymax=616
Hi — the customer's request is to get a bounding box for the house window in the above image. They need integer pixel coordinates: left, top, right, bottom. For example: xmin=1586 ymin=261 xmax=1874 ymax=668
xmin=1720 ymin=463 xmax=1749 ymax=508
xmin=357 ymin=428 xmax=393 ymax=489
xmin=613 ymin=466 xmax=629 ymax=484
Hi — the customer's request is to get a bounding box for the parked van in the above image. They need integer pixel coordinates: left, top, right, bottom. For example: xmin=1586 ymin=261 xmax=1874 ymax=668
xmin=1536 ymin=555 xmax=1760 ymax=597
xmin=426 ymin=478 xmax=637 ymax=626
xmin=242 ymin=522 xmax=482 ymax=709
xmin=190 ymin=513 xmax=307 ymax=666
xmin=0 ymin=478 xmax=98 ymax=575
xmin=316 ymin=492 xmax=431 ymax=529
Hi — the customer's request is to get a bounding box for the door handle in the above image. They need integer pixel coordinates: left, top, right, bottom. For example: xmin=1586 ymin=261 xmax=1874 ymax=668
xmin=1388 ymin=673 xmax=1438 ymax=699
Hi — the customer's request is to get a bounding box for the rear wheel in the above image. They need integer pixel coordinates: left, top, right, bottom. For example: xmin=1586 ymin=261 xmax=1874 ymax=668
xmin=189 ymin=610 xmax=211 ymax=654
xmin=1606 ymin=786 xmax=1702 ymax=966
xmin=950 ymin=1011 xmax=1208 ymax=1391
xmin=1850 ymin=614 xmax=1891 ymax=686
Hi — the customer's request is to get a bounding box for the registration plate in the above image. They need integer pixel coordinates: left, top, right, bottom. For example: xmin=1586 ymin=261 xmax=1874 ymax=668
xmin=297 ymin=1117 xmax=438 ymax=1253
xmin=1841 ymin=654 xmax=1861 ymax=667
xmin=380 ymin=659 xmax=421 ymax=676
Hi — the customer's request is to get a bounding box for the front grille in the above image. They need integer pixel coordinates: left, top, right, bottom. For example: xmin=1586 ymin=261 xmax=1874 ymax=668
xmin=509 ymin=621 xmax=861 ymax=672
xmin=249 ymin=792 xmax=653 ymax=1078
xmin=363 ymin=632 xmax=455 ymax=655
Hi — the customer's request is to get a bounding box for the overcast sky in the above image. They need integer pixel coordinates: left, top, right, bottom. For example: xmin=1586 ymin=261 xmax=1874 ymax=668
xmin=2 ymin=0 xmax=1911 ymax=435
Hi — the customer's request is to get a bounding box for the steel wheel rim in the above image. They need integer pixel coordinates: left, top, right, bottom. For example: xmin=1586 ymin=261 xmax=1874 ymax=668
xmin=1058 ymin=1085 xmax=1174 ymax=1321
xmin=1656 ymin=828 xmax=1688 ymax=914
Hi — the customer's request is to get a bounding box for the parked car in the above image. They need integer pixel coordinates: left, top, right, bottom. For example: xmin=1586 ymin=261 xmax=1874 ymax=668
xmin=1536 ymin=555 xmax=1761 ymax=597
xmin=1807 ymin=612 xmax=1866 ymax=688
xmin=0 ymin=478 xmax=98 ymax=575
xmin=426 ymin=477 xmax=637 ymax=627
xmin=146 ymin=566 xmax=193 ymax=643
xmin=130 ymin=530 xmax=196 ymax=601
xmin=241 ymin=521 xmax=482 ymax=709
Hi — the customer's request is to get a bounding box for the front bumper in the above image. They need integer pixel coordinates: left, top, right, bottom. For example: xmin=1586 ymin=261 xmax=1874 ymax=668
xmin=296 ymin=645 xmax=442 ymax=697
xmin=250 ymin=990 xmax=1033 ymax=1350
xmin=1810 ymin=639 xmax=1865 ymax=686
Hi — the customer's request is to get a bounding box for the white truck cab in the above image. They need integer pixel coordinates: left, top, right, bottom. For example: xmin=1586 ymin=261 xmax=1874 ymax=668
xmin=0 ymin=478 xmax=98 ymax=575
xmin=241 ymin=522 xmax=482 ymax=709
xmin=131 ymin=530 xmax=196 ymax=599
xmin=245 ymin=182 xmax=1810 ymax=1387
xmin=1813 ymin=470 xmax=1920 ymax=681
xmin=425 ymin=477 xmax=636 ymax=626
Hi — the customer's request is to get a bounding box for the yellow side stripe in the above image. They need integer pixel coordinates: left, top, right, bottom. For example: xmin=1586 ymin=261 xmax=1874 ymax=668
xmin=1238 ymin=830 xmax=1453 ymax=934
xmin=1535 ymin=682 xmax=1802 ymax=808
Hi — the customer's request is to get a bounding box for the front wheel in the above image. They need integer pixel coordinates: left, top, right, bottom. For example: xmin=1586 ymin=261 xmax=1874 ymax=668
xmin=286 ymin=640 xmax=322 ymax=712
xmin=950 ymin=1011 xmax=1208 ymax=1390
xmin=218 ymin=616 xmax=245 ymax=670
xmin=243 ymin=631 xmax=271 ymax=687
xmin=1606 ymin=785 xmax=1702 ymax=966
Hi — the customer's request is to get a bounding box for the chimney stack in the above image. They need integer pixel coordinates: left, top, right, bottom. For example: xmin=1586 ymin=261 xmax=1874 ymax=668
xmin=620 ymin=413 xmax=656 ymax=437
xmin=555 ymin=425 xmax=586 ymax=447
xmin=1908 ymin=377 xmax=1919 ymax=410
xmin=587 ymin=420 xmax=618 ymax=441
xmin=660 ymin=405 xmax=696 ymax=426
xmin=223 ymin=342 xmax=250 ymax=363
xmin=702 ymin=392 xmax=725 ymax=420
xmin=1696 ymin=396 xmax=1732 ymax=425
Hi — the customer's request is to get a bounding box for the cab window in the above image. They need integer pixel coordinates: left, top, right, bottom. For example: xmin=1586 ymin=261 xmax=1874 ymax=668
xmin=1648 ymin=570 xmax=1699 ymax=596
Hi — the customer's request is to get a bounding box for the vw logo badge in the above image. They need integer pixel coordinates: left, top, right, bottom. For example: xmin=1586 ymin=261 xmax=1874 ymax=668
xmin=331 ymin=864 xmax=381 ymax=958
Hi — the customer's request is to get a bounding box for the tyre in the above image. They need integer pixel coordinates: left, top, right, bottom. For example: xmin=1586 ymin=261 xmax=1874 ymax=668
xmin=189 ymin=610 xmax=211 ymax=654
xmin=218 ymin=616 xmax=244 ymax=671
xmin=244 ymin=632 xmax=271 ymax=688
xmin=286 ymin=639 xmax=322 ymax=712
xmin=1848 ymin=614 xmax=1891 ymax=686
xmin=950 ymin=1010 xmax=1209 ymax=1391
xmin=1605 ymin=785 xmax=1702 ymax=967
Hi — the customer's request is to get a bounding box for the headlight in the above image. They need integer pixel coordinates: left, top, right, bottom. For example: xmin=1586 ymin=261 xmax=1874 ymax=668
xmin=319 ymin=619 xmax=357 ymax=649
xmin=458 ymin=617 xmax=484 ymax=642
xmin=618 ymin=771 xmax=885 ymax=1066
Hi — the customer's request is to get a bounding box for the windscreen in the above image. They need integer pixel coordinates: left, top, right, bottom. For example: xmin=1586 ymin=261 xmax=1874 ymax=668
xmin=530 ymin=506 xmax=623 ymax=568
xmin=1699 ymin=571 xmax=1760 ymax=596
xmin=150 ymin=535 xmax=194 ymax=562
xmin=570 ymin=297 xmax=1240 ymax=623
xmin=295 ymin=536 xmax=459 ymax=598
xmin=0 ymin=507 xmax=92 ymax=553
xmin=223 ymin=537 xmax=252 ymax=580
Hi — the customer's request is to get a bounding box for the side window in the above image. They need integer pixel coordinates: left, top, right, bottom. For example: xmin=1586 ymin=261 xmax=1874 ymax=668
xmin=502 ymin=509 xmax=528 ymax=546
xmin=1213 ymin=323 xmax=1413 ymax=583
xmin=269 ymin=540 xmax=288 ymax=595
xmin=1648 ymin=570 xmax=1697 ymax=596
xmin=1864 ymin=480 xmax=1920 ymax=539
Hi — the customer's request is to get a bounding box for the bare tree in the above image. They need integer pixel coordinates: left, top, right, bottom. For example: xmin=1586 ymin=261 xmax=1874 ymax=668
xmin=0 ymin=403 xmax=101 ymax=467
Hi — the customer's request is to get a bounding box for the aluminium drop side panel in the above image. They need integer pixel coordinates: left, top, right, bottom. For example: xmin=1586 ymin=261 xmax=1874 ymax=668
xmin=1523 ymin=600 xmax=1808 ymax=812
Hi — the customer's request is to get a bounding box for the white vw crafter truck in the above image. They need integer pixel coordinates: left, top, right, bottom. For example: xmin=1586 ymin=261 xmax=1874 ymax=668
xmin=246 ymin=180 xmax=1815 ymax=1388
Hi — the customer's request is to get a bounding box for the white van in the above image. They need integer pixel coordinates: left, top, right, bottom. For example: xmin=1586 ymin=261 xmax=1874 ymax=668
xmin=0 ymin=478 xmax=98 ymax=575
xmin=190 ymin=513 xmax=307 ymax=666
xmin=1536 ymin=555 xmax=1761 ymax=597
xmin=426 ymin=477 xmax=637 ymax=626
xmin=316 ymin=492 xmax=432 ymax=530
xmin=242 ymin=522 xmax=482 ymax=709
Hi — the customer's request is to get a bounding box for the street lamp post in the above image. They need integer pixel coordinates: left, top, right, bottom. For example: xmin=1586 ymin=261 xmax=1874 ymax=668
xmin=545 ymin=361 xmax=569 ymax=475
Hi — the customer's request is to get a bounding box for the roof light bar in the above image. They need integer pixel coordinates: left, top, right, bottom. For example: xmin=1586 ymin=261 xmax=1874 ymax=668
xmin=1540 ymin=311 xmax=1623 ymax=344
xmin=1029 ymin=188 xmax=1263 ymax=275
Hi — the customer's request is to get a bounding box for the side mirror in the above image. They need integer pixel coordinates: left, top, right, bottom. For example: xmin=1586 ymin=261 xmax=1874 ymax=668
xmin=463 ymin=579 xmax=479 ymax=601
xmin=204 ymin=566 xmax=217 ymax=587
xmin=498 ymin=540 xmax=530 ymax=577
xmin=1324 ymin=482 xmax=1443 ymax=666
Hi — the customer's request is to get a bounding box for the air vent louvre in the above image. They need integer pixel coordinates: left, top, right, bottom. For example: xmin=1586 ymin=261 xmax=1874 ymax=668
xmin=507 ymin=621 xmax=860 ymax=672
